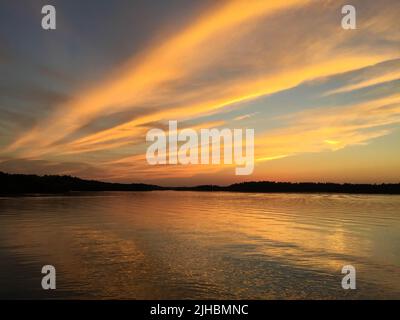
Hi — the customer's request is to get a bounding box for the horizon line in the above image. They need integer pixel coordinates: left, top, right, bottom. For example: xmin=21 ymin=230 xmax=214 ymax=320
xmin=1 ymin=171 xmax=400 ymax=189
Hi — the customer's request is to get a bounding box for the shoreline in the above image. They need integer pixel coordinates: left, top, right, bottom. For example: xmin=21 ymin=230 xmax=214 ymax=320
xmin=1 ymin=171 xmax=400 ymax=195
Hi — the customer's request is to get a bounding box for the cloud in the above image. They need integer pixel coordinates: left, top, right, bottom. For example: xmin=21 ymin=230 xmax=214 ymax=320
xmin=254 ymin=93 xmax=400 ymax=161
xmin=321 ymin=59 xmax=400 ymax=96
xmin=234 ymin=113 xmax=258 ymax=121
xmin=1 ymin=0 xmax=399 ymax=183
xmin=3 ymin=0 xmax=318 ymax=154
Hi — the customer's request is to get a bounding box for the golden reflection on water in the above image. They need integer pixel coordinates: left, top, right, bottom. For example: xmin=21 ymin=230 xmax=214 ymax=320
xmin=0 ymin=191 xmax=399 ymax=299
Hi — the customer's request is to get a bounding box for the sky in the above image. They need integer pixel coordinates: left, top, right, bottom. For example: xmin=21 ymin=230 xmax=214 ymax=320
xmin=0 ymin=0 xmax=399 ymax=186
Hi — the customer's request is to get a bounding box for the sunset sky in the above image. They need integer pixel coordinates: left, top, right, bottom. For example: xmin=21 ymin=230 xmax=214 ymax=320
xmin=0 ymin=0 xmax=399 ymax=186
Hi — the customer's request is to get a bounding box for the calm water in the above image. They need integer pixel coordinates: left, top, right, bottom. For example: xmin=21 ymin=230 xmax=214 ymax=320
xmin=0 ymin=191 xmax=399 ymax=299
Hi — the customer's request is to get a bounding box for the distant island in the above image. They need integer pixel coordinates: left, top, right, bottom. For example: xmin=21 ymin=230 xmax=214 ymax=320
xmin=1 ymin=171 xmax=400 ymax=195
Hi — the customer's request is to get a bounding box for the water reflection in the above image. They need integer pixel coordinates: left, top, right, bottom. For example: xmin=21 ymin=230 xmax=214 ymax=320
xmin=0 ymin=191 xmax=399 ymax=299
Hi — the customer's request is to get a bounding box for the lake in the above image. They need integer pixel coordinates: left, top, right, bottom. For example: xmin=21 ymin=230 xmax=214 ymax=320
xmin=0 ymin=191 xmax=399 ymax=299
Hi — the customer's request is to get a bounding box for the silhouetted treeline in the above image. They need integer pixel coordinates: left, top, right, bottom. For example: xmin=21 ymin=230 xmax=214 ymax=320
xmin=0 ymin=172 xmax=163 ymax=194
xmin=1 ymin=172 xmax=400 ymax=194
xmin=174 ymin=181 xmax=400 ymax=194
xmin=221 ymin=181 xmax=400 ymax=194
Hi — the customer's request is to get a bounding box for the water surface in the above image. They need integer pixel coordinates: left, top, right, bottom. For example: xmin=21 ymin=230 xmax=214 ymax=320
xmin=0 ymin=191 xmax=399 ymax=299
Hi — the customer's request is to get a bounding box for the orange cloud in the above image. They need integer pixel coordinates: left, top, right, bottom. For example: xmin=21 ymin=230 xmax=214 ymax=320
xmin=254 ymin=93 xmax=400 ymax=161
xmin=7 ymin=0 xmax=310 ymax=155
xmin=3 ymin=0 xmax=400 ymax=183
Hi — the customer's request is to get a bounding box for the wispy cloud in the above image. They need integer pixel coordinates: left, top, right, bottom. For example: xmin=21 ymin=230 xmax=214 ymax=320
xmin=1 ymin=0 xmax=399 ymax=183
xmin=254 ymin=93 xmax=400 ymax=161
